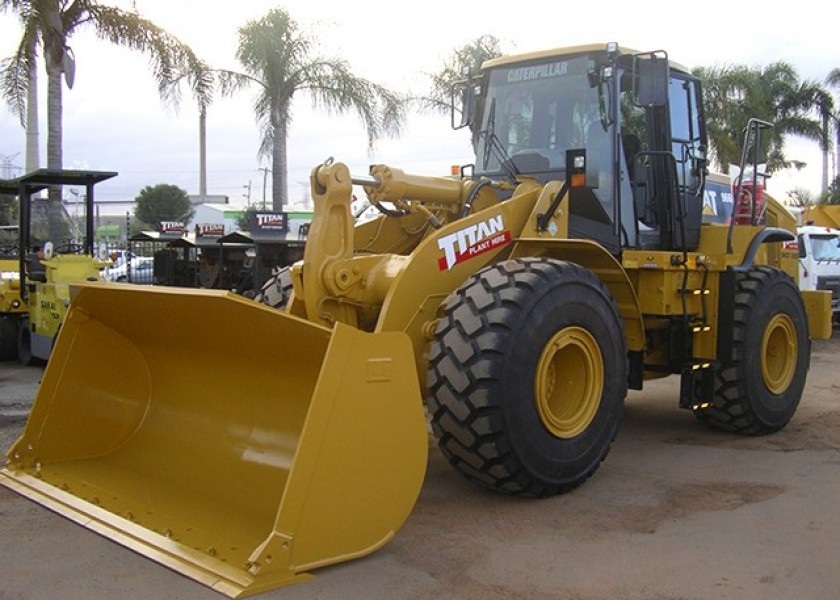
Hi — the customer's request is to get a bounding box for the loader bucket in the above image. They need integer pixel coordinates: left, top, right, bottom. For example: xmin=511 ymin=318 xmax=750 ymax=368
xmin=0 ymin=283 xmax=429 ymax=598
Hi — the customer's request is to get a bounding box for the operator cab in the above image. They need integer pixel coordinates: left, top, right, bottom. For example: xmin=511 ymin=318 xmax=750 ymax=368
xmin=459 ymin=43 xmax=708 ymax=255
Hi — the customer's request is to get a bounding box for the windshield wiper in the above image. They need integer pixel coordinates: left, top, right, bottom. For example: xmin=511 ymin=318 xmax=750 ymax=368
xmin=479 ymin=98 xmax=519 ymax=184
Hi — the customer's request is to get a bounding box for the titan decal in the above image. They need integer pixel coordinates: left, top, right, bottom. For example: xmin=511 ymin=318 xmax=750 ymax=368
xmin=437 ymin=215 xmax=511 ymax=271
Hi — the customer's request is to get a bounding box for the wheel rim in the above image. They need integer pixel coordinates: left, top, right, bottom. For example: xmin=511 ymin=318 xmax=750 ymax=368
xmin=761 ymin=313 xmax=797 ymax=395
xmin=535 ymin=326 xmax=603 ymax=439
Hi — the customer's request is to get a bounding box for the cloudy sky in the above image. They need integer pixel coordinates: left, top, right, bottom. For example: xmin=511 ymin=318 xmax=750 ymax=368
xmin=0 ymin=0 xmax=837 ymax=208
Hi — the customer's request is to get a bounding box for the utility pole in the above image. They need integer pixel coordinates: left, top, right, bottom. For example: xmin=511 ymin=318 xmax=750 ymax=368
xmin=68 ymin=188 xmax=82 ymax=242
xmin=259 ymin=167 xmax=271 ymax=210
xmin=0 ymin=153 xmax=22 ymax=179
xmin=199 ymin=107 xmax=207 ymax=201
xmin=298 ymin=180 xmax=311 ymax=210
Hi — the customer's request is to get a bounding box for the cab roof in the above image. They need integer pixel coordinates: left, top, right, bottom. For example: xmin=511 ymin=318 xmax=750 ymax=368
xmin=482 ymin=43 xmax=691 ymax=76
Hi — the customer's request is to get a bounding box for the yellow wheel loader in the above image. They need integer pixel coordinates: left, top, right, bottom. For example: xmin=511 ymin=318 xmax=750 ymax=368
xmin=1 ymin=44 xmax=832 ymax=597
xmin=0 ymin=170 xmax=115 ymax=364
xmin=0 ymin=235 xmax=25 ymax=360
xmin=803 ymin=204 xmax=840 ymax=229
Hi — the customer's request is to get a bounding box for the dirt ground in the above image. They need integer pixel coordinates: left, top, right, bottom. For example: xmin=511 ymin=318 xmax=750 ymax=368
xmin=1 ymin=331 xmax=839 ymax=600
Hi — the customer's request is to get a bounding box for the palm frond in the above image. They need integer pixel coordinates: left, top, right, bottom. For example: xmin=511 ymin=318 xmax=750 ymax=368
xmin=299 ymin=59 xmax=406 ymax=147
xmin=695 ymin=60 xmax=829 ymax=174
xmin=0 ymin=19 xmax=38 ymax=124
xmin=83 ymin=4 xmax=210 ymax=110
xmin=257 ymin=110 xmax=275 ymax=160
xmin=216 ymin=69 xmax=262 ymax=97
xmin=422 ymin=34 xmax=503 ymax=116
xmin=0 ymin=0 xmax=32 ymax=17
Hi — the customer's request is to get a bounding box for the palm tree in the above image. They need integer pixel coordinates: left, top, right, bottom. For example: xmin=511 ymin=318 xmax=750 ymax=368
xmin=1 ymin=0 xmax=211 ymax=241
xmin=423 ymin=34 xmax=504 ymax=114
xmin=812 ymin=85 xmax=835 ymax=194
xmin=422 ymin=35 xmax=504 ymax=151
xmin=826 ymin=68 xmax=840 ymax=192
xmin=694 ymin=62 xmax=823 ymax=175
xmin=217 ymin=8 xmax=404 ymax=211
xmin=163 ymin=68 xmax=216 ymax=202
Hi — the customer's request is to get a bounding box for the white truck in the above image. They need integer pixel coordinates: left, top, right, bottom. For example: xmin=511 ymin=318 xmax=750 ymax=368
xmin=795 ymin=224 xmax=840 ymax=323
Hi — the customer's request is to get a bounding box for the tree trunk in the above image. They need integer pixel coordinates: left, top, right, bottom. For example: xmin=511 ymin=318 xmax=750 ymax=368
xmin=823 ymin=148 xmax=829 ymax=196
xmin=42 ymin=0 xmax=67 ymax=244
xmin=46 ymin=60 xmax=64 ymax=244
xmin=25 ymin=61 xmax=40 ymax=173
xmin=271 ymin=102 xmax=289 ymax=212
xmin=822 ymin=114 xmax=830 ymax=195
xmin=835 ymin=126 xmax=839 ymax=189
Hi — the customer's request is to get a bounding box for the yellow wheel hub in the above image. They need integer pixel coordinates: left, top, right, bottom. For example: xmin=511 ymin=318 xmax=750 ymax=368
xmin=761 ymin=314 xmax=797 ymax=395
xmin=535 ymin=326 xmax=603 ymax=439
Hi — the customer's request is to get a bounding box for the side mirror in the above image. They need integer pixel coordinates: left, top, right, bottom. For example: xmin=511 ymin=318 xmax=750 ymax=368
xmin=43 ymin=241 xmax=54 ymax=260
xmin=451 ymin=79 xmax=478 ymax=130
xmin=633 ymin=51 xmax=669 ymax=107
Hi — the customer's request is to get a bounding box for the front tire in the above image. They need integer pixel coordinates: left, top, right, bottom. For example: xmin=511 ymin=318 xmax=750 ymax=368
xmin=253 ymin=267 xmax=293 ymax=310
xmin=426 ymin=258 xmax=627 ymax=497
xmin=696 ymin=267 xmax=810 ymax=434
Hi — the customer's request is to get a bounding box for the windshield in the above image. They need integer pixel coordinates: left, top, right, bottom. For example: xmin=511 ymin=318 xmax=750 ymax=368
xmin=810 ymin=235 xmax=840 ymax=261
xmin=476 ymin=54 xmax=610 ymax=178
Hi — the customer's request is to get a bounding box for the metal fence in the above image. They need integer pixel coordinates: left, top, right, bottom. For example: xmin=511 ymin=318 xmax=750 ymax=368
xmin=12 ymin=236 xmax=305 ymax=293
xmin=101 ymin=242 xmax=155 ymax=285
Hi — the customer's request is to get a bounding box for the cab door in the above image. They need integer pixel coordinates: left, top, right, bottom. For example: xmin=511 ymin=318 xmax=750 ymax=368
xmin=668 ymin=74 xmax=707 ymax=250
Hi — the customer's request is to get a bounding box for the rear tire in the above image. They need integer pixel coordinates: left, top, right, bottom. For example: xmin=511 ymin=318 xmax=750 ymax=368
xmin=0 ymin=317 xmax=19 ymax=361
xmin=695 ymin=267 xmax=809 ymax=434
xmin=17 ymin=322 xmax=36 ymax=366
xmin=426 ymin=258 xmax=627 ymax=497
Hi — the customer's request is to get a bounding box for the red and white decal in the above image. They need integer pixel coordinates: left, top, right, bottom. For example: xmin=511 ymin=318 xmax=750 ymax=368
xmin=437 ymin=215 xmax=511 ymax=271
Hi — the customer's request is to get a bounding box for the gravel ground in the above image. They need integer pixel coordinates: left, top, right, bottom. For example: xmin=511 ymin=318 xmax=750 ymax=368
xmin=0 ymin=361 xmax=41 ymax=450
xmin=1 ymin=331 xmax=839 ymax=600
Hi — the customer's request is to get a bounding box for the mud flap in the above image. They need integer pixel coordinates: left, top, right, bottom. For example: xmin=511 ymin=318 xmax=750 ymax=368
xmin=1 ymin=283 xmax=429 ymax=598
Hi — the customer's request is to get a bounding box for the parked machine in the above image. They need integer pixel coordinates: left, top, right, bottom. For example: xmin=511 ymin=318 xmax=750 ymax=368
xmin=803 ymin=204 xmax=840 ymax=229
xmin=795 ymin=223 xmax=840 ymax=322
xmin=0 ymin=229 xmax=24 ymax=360
xmin=0 ymin=170 xmax=115 ymax=363
xmin=1 ymin=44 xmax=832 ymax=596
